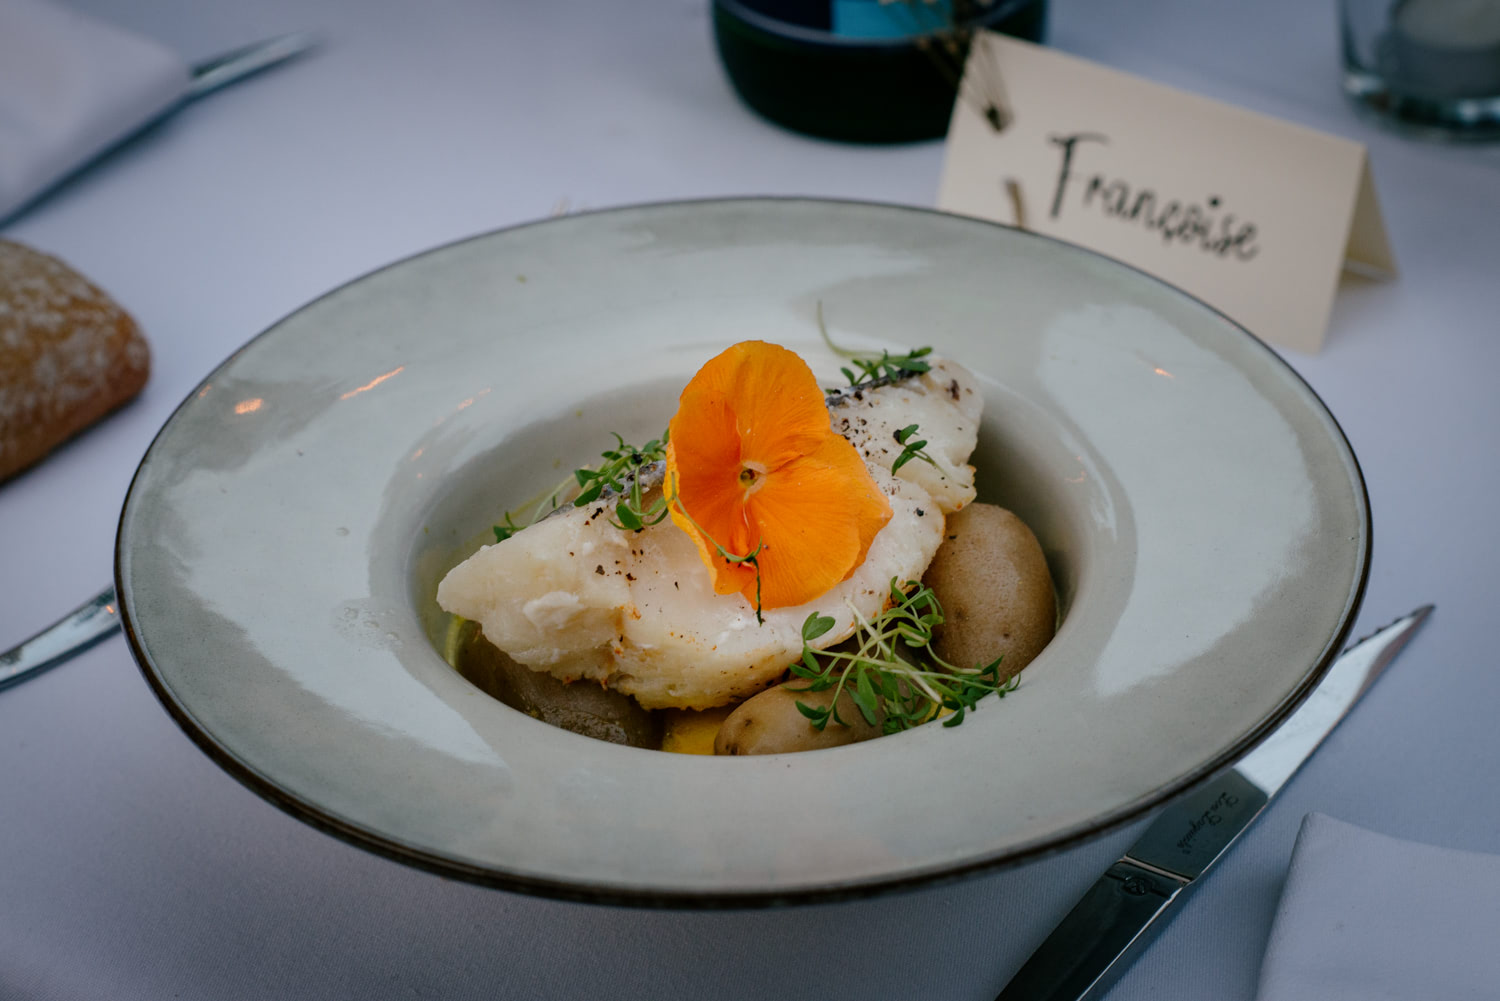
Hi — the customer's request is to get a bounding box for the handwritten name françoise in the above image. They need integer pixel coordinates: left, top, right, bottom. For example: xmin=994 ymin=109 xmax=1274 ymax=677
xmin=1047 ymin=132 xmax=1260 ymax=261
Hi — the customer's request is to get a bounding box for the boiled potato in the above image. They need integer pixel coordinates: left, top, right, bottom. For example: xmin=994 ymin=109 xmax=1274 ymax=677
xmin=923 ymin=503 xmax=1056 ymax=682
xmin=451 ymin=618 xmax=663 ymax=749
xmin=714 ymin=681 xmax=884 ymax=755
xmin=715 ymin=503 xmax=1056 ymax=754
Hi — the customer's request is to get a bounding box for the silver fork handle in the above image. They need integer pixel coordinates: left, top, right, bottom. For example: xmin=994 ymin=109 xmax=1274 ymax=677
xmin=0 ymin=587 xmax=121 ymax=691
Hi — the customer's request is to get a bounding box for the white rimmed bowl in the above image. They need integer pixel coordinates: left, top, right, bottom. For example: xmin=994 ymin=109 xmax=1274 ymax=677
xmin=117 ymin=198 xmax=1368 ymax=905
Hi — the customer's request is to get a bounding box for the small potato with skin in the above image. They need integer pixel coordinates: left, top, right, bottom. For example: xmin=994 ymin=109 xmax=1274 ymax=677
xmin=715 ymin=503 xmax=1055 ymax=755
xmin=924 ymin=503 xmax=1056 ymax=682
xmin=451 ymin=619 xmax=662 ymax=749
xmin=714 ymin=682 xmax=883 ymax=755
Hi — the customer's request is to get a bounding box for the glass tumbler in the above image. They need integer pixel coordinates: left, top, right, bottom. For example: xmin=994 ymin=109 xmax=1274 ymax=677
xmin=1341 ymin=0 xmax=1500 ymax=139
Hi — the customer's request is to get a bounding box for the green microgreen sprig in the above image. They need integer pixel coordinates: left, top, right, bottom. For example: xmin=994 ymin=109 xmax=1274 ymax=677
xmin=572 ymin=432 xmax=671 ymax=531
xmin=490 ymin=471 xmax=577 ymax=542
xmin=491 ymin=432 xmax=670 ymax=542
xmin=891 ymin=423 xmax=936 ymax=474
xmin=816 ymin=301 xmax=933 ymax=391
xmin=789 ymin=578 xmax=1018 ymax=734
xmin=836 ymin=346 xmax=934 ymax=389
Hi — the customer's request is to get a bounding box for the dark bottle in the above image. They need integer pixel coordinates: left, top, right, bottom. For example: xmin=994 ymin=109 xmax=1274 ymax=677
xmin=712 ymin=0 xmax=1048 ymax=143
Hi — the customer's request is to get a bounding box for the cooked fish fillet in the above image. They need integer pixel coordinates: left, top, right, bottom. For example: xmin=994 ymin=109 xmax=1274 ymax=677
xmin=436 ymin=358 xmax=983 ymax=710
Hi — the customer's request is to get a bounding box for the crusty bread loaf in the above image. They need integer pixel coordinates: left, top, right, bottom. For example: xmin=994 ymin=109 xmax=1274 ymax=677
xmin=0 ymin=240 xmax=150 ymax=482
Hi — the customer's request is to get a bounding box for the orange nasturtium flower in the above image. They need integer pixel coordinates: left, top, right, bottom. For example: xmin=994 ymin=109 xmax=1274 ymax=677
xmin=664 ymin=340 xmax=892 ymax=610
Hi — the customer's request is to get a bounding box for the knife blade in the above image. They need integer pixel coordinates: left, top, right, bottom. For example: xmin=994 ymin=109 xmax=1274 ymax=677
xmin=994 ymin=604 xmax=1434 ymax=1001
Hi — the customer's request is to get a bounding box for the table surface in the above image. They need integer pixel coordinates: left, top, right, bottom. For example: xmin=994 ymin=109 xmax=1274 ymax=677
xmin=3 ymin=1 xmax=1497 ymax=998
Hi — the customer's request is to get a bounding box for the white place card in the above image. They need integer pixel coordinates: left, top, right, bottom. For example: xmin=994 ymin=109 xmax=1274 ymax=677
xmin=937 ymin=33 xmax=1397 ymax=353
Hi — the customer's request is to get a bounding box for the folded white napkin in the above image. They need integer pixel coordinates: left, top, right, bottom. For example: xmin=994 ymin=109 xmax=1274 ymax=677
xmin=0 ymin=0 xmax=188 ymax=220
xmin=1255 ymin=813 xmax=1500 ymax=1001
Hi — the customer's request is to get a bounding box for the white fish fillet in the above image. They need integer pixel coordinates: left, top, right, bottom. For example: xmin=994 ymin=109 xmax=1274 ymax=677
xmin=436 ymin=359 xmax=983 ymax=710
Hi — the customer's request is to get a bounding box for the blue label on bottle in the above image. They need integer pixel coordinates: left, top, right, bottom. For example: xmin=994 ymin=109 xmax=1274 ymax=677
xmin=831 ymin=0 xmax=954 ymax=39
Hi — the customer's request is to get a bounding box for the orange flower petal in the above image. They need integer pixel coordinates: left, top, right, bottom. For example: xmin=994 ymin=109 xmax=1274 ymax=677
xmin=666 ymin=370 xmax=756 ymax=597
xmin=743 ymin=434 xmax=892 ymax=607
xmin=664 ymin=455 xmax=758 ymax=598
xmin=722 ymin=344 xmax=830 ymax=472
xmin=664 ymin=340 xmax=894 ymax=610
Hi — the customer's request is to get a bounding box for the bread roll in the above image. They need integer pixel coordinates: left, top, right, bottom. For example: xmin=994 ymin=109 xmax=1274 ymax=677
xmin=0 ymin=240 xmax=149 ymax=481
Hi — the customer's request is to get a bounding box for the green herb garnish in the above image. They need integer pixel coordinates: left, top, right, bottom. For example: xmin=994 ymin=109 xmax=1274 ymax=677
xmin=572 ymin=431 xmax=671 ymax=531
xmin=790 ymin=578 xmax=1017 ymax=733
xmin=490 ymin=431 xmax=672 ymax=542
xmin=489 ymin=473 xmax=575 ymax=542
xmin=891 ymin=423 xmax=936 ymax=474
xmin=836 ymin=347 xmax=934 ymax=389
xmin=492 ymin=513 xmax=525 ymax=543
xmin=816 ymin=301 xmax=933 ymax=390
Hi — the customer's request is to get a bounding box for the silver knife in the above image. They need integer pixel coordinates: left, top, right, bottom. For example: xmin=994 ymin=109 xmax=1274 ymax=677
xmin=0 ymin=35 xmax=322 ymax=666
xmin=0 ymin=586 xmax=120 ymax=691
xmin=184 ymin=31 xmax=321 ymax=101
xmin=995 ymin=604 xmax=1434 ymax=1001
xmin=0 ymin=31 xmax=320 ymax=226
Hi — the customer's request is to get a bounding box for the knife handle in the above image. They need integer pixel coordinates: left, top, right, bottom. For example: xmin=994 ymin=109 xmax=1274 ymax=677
xmin=186 ymin=32 xmax=322 ymax=100
xmin=0 ymin=586 xmax=120 ymax=691
xmin=994 ymin=861 xmax=1186 ymax=1001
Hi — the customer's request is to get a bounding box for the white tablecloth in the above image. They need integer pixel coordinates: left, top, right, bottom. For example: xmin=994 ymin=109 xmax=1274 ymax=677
xmin=2 ymin=1 xmax=1496 ymax=998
